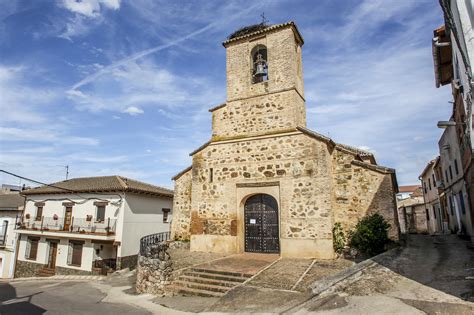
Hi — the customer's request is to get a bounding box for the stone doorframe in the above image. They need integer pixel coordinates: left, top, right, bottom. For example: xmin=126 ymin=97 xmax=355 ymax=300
xmin=235 ymin=181 xmax=281 ymax=254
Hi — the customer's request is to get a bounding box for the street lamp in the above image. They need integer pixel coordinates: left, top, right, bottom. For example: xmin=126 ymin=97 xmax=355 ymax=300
xmin=437 ymin=121 xmax=456 ymax=129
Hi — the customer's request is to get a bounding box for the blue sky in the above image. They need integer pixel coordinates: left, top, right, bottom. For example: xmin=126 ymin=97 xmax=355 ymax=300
xmin=0 ymin=0 xmax=451 ymax=188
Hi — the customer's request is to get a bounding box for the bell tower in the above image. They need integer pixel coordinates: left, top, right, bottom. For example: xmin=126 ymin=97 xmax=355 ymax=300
xmin=210 ymin=22 xmax=306 ymax=140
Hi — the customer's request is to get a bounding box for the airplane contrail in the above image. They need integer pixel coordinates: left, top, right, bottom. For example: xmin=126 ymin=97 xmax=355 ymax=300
xmin=70 ymin=3 xmax=264 ymax=91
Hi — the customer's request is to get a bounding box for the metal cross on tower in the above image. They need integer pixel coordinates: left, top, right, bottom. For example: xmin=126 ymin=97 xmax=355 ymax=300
xmin=260 ymin=12 xmax=268 ymax=25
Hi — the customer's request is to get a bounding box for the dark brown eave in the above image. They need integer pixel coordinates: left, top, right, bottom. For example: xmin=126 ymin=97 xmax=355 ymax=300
xmin=296 ymin=126 xmax=336 ymax=147
xmin=432 ymin=25 xmax=453 ymax=88
xmin=352 ymin=160 xmax=399 ymax=193
xmin=223 ymin=21 xmax=304 ymax=47
xmin=22 ymin=188 xmax=173 ymax=198
xmin=209 ymin=103 xmax=226 ymax=112
xmin=172 ymin=166 xmax=192 ymax=181
xmin=351 ymin=160 xmax=395 ymax=174
xmin=189 ymin=140 xmax=212 ymax=156
xmin=419 ymin=158 xmax=437 ymax=178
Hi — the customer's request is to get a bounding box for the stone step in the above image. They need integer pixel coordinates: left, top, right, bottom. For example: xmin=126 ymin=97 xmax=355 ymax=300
xmin=174 ymin=280 xmax=231 ymax=293
xmin=191 ymin=267 xmax=253 ymax=278
xmin=178 ymin=275 xmax=241 ymax=287
xmin=168 ymin=284 xmax=225 ymax=297
xmin=185 ymin=270 xmax=250 ymax=283
xmin=37 ymin=268 xmax=56 ymax=277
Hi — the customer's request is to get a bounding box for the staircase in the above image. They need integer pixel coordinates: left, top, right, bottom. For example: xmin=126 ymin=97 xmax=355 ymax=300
xmin=170 ymin=267 xmax=253 ymax=297
xmin=37 ymin=267 xmax=56 ymax=277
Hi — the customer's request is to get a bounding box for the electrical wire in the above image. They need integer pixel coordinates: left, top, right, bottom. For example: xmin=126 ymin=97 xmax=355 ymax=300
xmin=0 ymin=169 xmax=123 ymax=205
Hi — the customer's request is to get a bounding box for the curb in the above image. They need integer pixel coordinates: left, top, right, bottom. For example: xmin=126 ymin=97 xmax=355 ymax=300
xmin=7 ymin=275 xmax=106 ymax=282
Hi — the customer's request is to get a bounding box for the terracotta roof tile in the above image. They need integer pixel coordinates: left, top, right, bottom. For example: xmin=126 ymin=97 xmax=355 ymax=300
xmin=21 ymin=176 xmax=173 ymax=197
xmin=0 ymin=193 xmax=25 ymax=210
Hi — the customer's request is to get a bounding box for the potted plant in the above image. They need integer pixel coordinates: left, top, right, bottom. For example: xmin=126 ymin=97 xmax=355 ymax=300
xmin=53 ymin=214 xmax=58 ymax=220
xmin=86 ymin=215 xmax=92 ymax=222
xmin=25 ymin=213 xmax=30 ymax=219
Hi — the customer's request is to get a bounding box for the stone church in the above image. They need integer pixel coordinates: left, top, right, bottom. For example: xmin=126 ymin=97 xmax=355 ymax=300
xmin=171 ymin=21 xmax=399 ymax=259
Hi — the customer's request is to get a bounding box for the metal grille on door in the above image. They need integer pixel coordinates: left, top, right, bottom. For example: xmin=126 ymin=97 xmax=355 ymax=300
xmin=244 ymin=194 xmax=279 ymax=253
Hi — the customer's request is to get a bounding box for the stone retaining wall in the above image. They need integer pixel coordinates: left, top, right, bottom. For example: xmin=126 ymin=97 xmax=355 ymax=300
xmin=136 ymin=255 xmax=173 ymax=295
xmin=14 ymin=260 xmax=44 ymax=278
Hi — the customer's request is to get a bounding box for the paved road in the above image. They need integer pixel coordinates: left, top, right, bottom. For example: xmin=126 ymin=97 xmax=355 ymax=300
xmin=293 ymin=234 xmax=474 ymax=314
xmin=0 ymin=280 xmax=151 ymax=315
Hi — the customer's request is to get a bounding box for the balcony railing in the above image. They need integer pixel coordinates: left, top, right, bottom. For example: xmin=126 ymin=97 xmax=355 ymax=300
xmin=15 ymin=216 xmax=117 ymax=235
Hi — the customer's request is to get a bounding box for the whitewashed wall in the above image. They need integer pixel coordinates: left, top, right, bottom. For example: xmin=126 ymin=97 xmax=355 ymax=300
xmin=23 ymin=193 xmax=124 ymax=226
xmin=17 ymin=235 xmax=95 ymax=271
xmin=118 ymin=193 xmax=172 ymax=257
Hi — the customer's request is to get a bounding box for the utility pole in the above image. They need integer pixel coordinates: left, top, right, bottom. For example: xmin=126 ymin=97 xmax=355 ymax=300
xmin=65 ymin=165 xmax=69 ymax=180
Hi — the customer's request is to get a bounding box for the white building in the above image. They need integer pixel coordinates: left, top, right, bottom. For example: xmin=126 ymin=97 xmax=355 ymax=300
xmin=14 ymin=176 xmax=173 ymax=277
xmin=419 ymin=158 xmax=444 ymax=234
xmin=436 ymin=0 xmax=474 ymax=241
xmin=0 ymin=194 xmax=24 ymax=278
xmin=438 ymin=122 xmax=472 ymax=235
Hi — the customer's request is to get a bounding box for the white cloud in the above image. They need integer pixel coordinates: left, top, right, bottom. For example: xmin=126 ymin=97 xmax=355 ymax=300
xmin=58 ymin=0 xmax=120 ymax=40
xmin=65 ymin=59 xmax=223 ymax=116
xmin=61 ymin=0 xmax=120 ymax=18
xmin=122 ymin=106 xmax=144 ymax=116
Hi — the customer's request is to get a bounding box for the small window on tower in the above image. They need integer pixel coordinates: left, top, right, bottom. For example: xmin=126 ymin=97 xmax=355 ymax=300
xmin=252 ymin=45 xmax=268 ymax=83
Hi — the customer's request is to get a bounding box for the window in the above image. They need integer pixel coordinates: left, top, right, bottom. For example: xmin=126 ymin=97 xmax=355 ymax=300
xmin=424 ymin=182 xmax=427 ymax=194
xmin=449 ymin=195 xmax=454 ymax=216
xmin=454 ymin=159 xmax=459 ymax=175
xmin=426 ymin=209 xmax=430 ymax=220
xmin=0 ymin=220 xmax=8 ymax=244
xmin=459 ymin=193 xmax=466 ymax=214
xmin=26 ymin=237 xmax=39 ymax=260
xmin=433 ymin=206 xmax=437 ymax=219
xmin=449 ymin=165 xmax=453 ymax=180
xmin=445 ymin=170 xmax=449 ymax=183
xmin=35 ymin=206 xmax=43 ymax=221
xmin=162 ymin=208 xmax=170 ymax=223
xmin=432 ymin=174 xmax=436 ymax=187
xmin=251 ymin=45 xmax=268 ymax=83
xmin=209 ymin=168 xmax=213 ymax=183
xmin=428 ymin=178 xmax=432 ymax=190
xmin=96 ymin=205 xmax=106 ymax=222
xmin=67 ymin=240 xmax=84 ymax=266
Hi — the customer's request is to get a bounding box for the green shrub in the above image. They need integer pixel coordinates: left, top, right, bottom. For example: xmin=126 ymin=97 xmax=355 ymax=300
xmin=332 ymin=222 xmax=346 ymax=255
xmin=348 ymin=213 xmax=390 ymax=256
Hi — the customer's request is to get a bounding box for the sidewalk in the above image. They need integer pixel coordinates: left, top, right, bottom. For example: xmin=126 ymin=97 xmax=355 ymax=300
xmin=8 ymin=275 xmax=106 ymax=282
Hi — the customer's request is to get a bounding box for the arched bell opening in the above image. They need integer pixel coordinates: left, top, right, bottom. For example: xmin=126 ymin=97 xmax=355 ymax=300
xmin=244 ymin=193 xmax=280 ymax=253
xmin=251 ymin=45 xmax=268 ymax=84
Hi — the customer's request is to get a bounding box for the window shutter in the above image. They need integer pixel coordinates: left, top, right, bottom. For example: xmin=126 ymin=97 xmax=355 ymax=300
xmin=30 ymin=239 xmax=38 ymax=260
xmin=67 ymin=242 xmax=73 ymax=265
xmin=25 ymin=238 xmax=31 ymax=259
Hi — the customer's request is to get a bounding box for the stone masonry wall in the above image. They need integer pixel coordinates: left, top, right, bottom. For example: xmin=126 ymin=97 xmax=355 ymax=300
xmin=225 ymin=27 xmax=304 ymax=102
xmin=212 ymin=90 xmax=306 ymax=139
xmin=171 ymin=169 xmax=192 ymax=241
xmin=189 ymin=132 xmax=333 ymax=242
xmin=14 ymin=260 xmax=44 ymax=278
xmin=332 ymin=149 xmax=399 ymax=240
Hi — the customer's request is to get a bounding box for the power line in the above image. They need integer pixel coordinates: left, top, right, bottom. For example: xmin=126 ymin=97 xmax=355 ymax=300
xmin=0 ymin=169 xmax=123 ymax=204
xmin=0 ymin=169 xmax=76 ymax=193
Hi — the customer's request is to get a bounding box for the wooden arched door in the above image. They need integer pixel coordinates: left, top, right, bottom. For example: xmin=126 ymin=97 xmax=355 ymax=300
xmin=244 ymin=194 xmax=280 ymax=253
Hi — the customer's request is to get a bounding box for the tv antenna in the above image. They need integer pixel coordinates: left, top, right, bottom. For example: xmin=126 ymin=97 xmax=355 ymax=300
xmin=57 ymin=165 xmax=69 ymax=180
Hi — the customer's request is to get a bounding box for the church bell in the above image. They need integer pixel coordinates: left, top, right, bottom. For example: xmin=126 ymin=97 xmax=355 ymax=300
xmin=254 ymin=53 xmax=267 ymax=77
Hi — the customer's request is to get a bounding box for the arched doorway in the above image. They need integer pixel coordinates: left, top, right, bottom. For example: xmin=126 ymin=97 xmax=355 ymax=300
xmin=244 ymin=194 xmax=279 ymax=253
